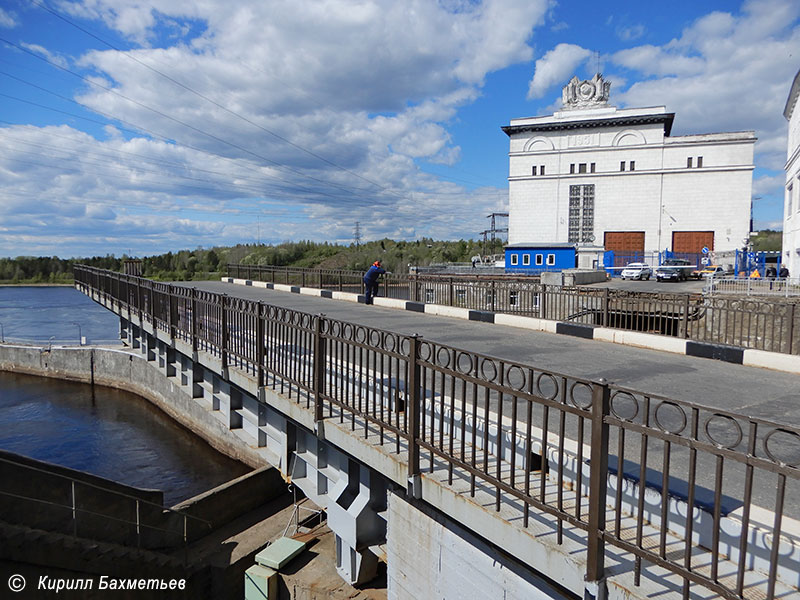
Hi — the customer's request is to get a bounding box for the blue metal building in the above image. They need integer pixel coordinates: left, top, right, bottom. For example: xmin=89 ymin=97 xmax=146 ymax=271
xmin=504 ymin=243 xmax=577 ymax=273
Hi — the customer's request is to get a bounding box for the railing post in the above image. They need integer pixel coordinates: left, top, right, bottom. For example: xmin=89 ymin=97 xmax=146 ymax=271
xmin=167 ymin=284 xmax=176 ymax=338
xmin=137 ymin=277 xmax=143 ymax=325
xmin=406 ymin=335 xmax=422 ymax=496
xmin=491 ymin=280 xmax=496 ymax=312
xmin=71 ymin=481 xmax=78 ymax=537
xmin=586 ymin=378 xmax=610 ymax=599
xmin=190 ymin=287 xmax=198 ymax=354
xmin=540 ymin=283 xmax=547 ymax=319
xmin=220 ymin=294 xmax=228 ymax=374
xmin=602 ymin=287 xmax=609 ymax=327
xmin=136 ymin=499 xmax=141 ymax=548
xmin=256 ymin=302 xmax=265 ymax=387
xmin=449 ymin=278 xmax=454 ymax=306
xmin=682 ymin=294 xmax=690 ymax=339
xmin=313 ymin=314 xmax=326 ymax=423
xmin=788 ymin=303 xmax=796 ymax=355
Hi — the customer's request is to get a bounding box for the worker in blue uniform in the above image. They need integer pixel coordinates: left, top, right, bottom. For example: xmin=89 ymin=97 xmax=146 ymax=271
xmin=362 ymin=260 xmax=386 ymax=305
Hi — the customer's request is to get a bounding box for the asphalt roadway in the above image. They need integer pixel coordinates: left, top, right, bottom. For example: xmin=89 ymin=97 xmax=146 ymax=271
xmin=190 ymin=280 xmax=799 ymax=427
xmin=187 ymin=280 xmax=800 ymax=518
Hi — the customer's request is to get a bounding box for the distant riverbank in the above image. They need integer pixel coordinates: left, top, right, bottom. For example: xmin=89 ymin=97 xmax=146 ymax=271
xmin=0 ymin=282 xmax=73 ymax=286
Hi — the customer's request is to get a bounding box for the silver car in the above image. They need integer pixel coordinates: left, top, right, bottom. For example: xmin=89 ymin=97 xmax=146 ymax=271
xmin=620 ymin=262 xmax=652 ymax=280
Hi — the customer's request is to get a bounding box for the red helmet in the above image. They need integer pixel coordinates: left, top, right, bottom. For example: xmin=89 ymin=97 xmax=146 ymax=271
xmin=373 ymin=260 xmax=381 ymax=266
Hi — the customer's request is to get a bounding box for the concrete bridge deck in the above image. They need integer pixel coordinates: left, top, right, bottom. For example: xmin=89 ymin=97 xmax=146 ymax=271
xmin=188 ymin=280 xmax=800 ymax=426
xmin=66 ymin=269 xmax=800 ymax=599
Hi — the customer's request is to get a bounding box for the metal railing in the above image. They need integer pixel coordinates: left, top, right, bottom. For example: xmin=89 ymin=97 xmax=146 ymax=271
xmin=226 ymin=263 xmax=800 ymax=355
xmin=707 ymin=276 xmax=800 ymax=298
xmin=74 ymin=265 xmax=800 ymax=599
xmin=0 ymin=454 xmax=212 ymax=561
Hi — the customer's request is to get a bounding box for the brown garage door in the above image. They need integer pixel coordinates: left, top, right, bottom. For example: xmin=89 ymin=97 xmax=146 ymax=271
xmin=672 ymin=231 xmax=714 ymax=254
xmin=604 ymin=231 xmax=645 ymax=253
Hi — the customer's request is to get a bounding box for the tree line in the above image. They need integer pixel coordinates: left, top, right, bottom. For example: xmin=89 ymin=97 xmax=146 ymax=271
xmin=0 ymin=238 xmax=504 ymax=284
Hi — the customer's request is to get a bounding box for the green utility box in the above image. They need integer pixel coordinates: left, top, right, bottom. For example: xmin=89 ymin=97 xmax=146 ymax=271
xmin=244 ymin=564 xmax=278 ymax=600
xmin=254 ymin=536 xmax=306 ymax=570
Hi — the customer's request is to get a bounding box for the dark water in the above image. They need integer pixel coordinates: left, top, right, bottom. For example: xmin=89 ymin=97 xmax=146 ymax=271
xmin=0 ymin=286 xmax=120 ymax=344
xmin=0 ymin=371 xmax=250 ymax=506
xmin=0 ymin=286 xmax=250 ymax=505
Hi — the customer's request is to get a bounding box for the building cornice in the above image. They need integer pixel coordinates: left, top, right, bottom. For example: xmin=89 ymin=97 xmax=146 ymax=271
xmin=508 ymin=135 xmax=755 ymax=157
xmin=784 ymin=67 xmax=800 ymax=120
xmin=502 ymin=113 xmax=675 ymax=137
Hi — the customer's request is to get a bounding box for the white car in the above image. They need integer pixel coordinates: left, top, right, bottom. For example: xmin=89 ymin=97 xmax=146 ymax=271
xmin=620 ymin=262 xmax=652 ymax=280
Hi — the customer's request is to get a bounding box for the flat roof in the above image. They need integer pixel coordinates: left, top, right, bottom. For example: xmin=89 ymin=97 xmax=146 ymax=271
xmin=505 ymin=243 xmax=576 ymax=249
xmin=502 ymin=113 xmax=675 ymax=137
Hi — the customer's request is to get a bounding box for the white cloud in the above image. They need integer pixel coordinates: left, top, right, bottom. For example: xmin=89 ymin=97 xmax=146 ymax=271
xmin=19 ymin=43 xmax=69 ymax=68
xmin=616 ymin=24 xmax=646 ymax=41
xmin=0 ymin=7 xmax=17 ymax=28
xmin=1 ymin=0 xmax=551 ymax=255
xmin=606 ymin=0 xmax=800 ymax=206
xmin=527 ymin=43 xmax=592 ymax=99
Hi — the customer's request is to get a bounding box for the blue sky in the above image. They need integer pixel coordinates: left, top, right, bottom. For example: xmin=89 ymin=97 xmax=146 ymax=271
xmin=0 ymin=0 xmax=798 ymax=258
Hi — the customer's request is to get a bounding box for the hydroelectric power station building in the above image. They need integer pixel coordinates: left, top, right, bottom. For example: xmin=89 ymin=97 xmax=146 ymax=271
xmin=503 ymin=74 xmax=756 ymax=260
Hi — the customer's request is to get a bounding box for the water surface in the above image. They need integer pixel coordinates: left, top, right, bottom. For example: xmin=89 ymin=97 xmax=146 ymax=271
xmin=0 ymin=371 xmax=250 ymax=506
xmin=0 ymin=286 xmax=120 ymax=345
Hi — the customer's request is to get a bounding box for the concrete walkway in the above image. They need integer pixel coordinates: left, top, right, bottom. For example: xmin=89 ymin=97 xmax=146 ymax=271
xmin=188 ymin=281 xmax=800 ymax=427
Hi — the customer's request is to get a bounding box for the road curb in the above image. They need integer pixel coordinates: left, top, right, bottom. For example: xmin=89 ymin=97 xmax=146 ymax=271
xmin=222 ymin=278 xmax=800 ymax=376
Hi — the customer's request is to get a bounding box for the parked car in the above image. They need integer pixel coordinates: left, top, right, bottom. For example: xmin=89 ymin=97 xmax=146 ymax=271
xmin=655 ymin=258 xmax=693 ymax=282
xmin=697 ymin=265 xmax=726 ymax=278
xmin=620 ymin=262 xmax=652 ymax=280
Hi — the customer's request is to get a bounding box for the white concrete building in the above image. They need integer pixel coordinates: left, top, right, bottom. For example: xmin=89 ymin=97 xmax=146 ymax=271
xmin=783 ymin=67 xmax=800 ymax=278
xmin=503 ymin=74 xmax=755 ymax=259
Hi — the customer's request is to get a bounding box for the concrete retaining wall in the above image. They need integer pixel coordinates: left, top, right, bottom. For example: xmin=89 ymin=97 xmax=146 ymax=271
xmin=386 ymin=493 xmax=569 ymax=600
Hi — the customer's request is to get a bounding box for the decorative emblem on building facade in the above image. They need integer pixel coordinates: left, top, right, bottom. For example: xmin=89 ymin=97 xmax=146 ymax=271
xmin=562 ymin=74 xmax=611 ymax=109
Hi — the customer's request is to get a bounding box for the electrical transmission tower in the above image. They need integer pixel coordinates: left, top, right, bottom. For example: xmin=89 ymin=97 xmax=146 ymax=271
xmin=353 ymin=221 xmax=362 ymax=249
xmin=481 ymin=213 xmax=509 ymax=255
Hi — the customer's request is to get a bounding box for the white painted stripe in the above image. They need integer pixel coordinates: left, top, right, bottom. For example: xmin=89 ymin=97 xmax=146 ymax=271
xmin=493 ymin=313 xmax=556 ymax=333
xmin=423 ymin=304 xmax=471 ymax=319
xmin=331 ymin=291 xmax=360 ymax=302
xmin=593 ymin=328 xmax=688 ymax=354
xmin=373 ymin=298 xmax=407 ymax=309
xmin=743 ymin=349 xmax=800 ymax=374
xmin=298 ymin=287 xmax=322 ymax=296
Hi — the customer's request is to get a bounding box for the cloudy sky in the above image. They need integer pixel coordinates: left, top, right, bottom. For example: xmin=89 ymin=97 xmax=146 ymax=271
xmin=0 ymin=0 xmax=798 ymax=258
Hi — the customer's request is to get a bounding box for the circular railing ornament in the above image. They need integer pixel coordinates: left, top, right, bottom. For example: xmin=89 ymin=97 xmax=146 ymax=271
xmin=764 ymin=428 xmax=800 ymax=467
xmin=610 ymin=391 xmax=640 ymax=422
xmin=569 ymin=382 xmax=593 ymax=411
xmin=654 ymin=401 xmax=688 ymax=435
xmin=703 ymin=414 xmax=744 ymax=450
xmin=535 ymin=373 xmax=560 ymax=401
xmin=505 ymin=365 xmax=527 ymax=392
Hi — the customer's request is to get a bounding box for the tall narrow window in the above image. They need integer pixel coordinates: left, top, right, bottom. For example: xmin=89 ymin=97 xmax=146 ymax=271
xmin=578 ymin=163 xmax=587 ymax=174
xmin=789 ymin=184 xmax=794 ymax=216
xmin=523 ymin=254 xmax=530 ymax=266
xmin=570 ymin=164 xmax=575 ymax=174
xmin=546 ymin=254 xmax=556 ymax=266
xmin=535 ymin=254 xmax=543 ymax=266
xmin=629 ymin=161 xmax=635 ymax=171
xmin=540 ymin=165 xmax=545 ymax=175
xmin=620 ymin=161 xmax=625 ymax=172
xmin=531 ymin=166 xmax=537 ymax=176
xmin=687 ymin=157 xmax=693 ymax=168
xmin=697 ymin=156 xmax=703 ymax=168
xmin=510 ymin=254 xmax=519 ymax=266
xmin=590 ymin=163 xmax=596 ymax=173
xmin=569 ymin=184 xmax=595 ymax=243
